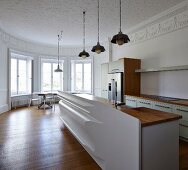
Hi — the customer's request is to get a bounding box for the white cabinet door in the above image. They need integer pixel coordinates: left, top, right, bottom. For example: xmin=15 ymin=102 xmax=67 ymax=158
xmin=101 ymin=63 xmax=109 ymax=99
xmin=153 ymin=102 xmax=173 ymax=113
xmin=109 ymin=59 xmax=124 ymax=73
xmin=101 ymin=90 xmax=108 ymax=99
xmin=137 ymin=99 xmax=153 ymax=109
xmin=174 ymin=105 xmax=188 ymax=139
xmin=174 ymin=105 xmax=188 ymax=127
xmin=125 ymin=96 xmax=137 ymax=108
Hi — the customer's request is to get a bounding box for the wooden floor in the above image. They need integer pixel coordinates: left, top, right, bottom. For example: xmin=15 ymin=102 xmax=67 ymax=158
xmin=0 ymin=105 xmax=188 ymax=170
xmin=0 ymin=106 xmax=101 ymax=170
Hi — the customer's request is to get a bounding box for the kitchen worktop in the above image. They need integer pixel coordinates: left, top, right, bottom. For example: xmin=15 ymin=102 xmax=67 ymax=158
xmin=75 ymin=93 xmax=181 ymax=127
xmin=126 ymin=94 xmax=188 ymax=106
xmin=118 ymin=106 xmax=181 ymax=127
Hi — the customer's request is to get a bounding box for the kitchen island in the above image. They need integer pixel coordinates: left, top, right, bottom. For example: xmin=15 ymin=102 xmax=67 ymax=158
xmin=57 ymin=91 xmax=181 ymax=170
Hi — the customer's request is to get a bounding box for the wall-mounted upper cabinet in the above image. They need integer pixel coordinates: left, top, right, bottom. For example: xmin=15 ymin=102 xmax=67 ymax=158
xmin=108 ymin=59 xmax=124 ymax=73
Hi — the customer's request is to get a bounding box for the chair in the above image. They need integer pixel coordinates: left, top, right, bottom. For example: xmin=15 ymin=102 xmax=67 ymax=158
xmin=46 ymin=93 xmax=57 ymax=111
xmin=28 ymin=93 xmax=42 ymax=107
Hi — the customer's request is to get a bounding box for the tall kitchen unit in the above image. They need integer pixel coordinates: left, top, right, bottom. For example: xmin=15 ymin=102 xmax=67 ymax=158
xmin=101 ymin=58 xmax=141 ymax=100
xmin=101 ymin=63 xmax=109 ymax=99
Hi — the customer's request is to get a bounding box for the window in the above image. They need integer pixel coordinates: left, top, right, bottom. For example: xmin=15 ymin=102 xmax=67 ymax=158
xmin=11 ymin=54 xmax=32 ymax=96
xmin=41 ymin=59 xmax=64 ymax=92
xmin=71 ymin=60 xmax=92 ymax=93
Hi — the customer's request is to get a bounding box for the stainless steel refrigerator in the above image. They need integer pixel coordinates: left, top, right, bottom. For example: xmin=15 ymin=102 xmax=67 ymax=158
xmin=108 ymin=72 xmax=123 ymax=103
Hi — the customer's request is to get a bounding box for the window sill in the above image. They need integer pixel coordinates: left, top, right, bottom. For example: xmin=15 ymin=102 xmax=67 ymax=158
xmin=11 ymin=94 xmax=31 ymax=98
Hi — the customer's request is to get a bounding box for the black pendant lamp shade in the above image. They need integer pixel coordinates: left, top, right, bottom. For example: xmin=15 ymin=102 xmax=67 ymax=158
xmin=78 ymin=50 xmax=90 ymax=58
xmin=79 ymin=11 xmax=90 ymax=58
xmin=91 ymin=42 xmax=105 ymax=54
xmin=111 ymin=0 xmax=130 ymax=46
xmin=111 ymin=31 xmax=130 ymax=45
xmin=91 ymin=0 xmax=105 ymax=54
xmin=54 ymin=34 xmax=63 ymax=72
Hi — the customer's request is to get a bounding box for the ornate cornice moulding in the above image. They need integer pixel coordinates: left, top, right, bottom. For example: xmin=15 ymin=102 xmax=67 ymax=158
xmin=127 ymin=0 xmax=188 ymax=46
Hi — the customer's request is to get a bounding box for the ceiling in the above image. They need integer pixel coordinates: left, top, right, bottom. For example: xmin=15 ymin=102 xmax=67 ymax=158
xmin=0 ymin=0 xmax=184 ymax=46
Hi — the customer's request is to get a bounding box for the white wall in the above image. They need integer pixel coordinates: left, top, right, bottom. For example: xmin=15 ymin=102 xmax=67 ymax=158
xmin=0 ymin=39 xmax=9 ymax=113
xmin=93 ymin=40 xmax=111 ymax=96
xmin=111 ymin=1 xmax=188 ymax=99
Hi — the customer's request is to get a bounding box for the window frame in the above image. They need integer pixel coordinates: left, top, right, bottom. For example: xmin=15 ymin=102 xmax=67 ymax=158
xmin=10 ymin=54 xmax=33 ymax=96
xmin=71 ymin=59 xmax=92 ymax=94
xmin=41 ymin=58 xmax=64 ymax=92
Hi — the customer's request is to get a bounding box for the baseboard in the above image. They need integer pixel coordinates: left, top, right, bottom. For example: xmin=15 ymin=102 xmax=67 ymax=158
xmin=0 ymin=104 xmax=9 ymax=114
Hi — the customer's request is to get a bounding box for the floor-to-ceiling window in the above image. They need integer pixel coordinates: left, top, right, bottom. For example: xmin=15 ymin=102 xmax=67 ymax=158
xmin=11 ymin=53 xmax=32 ymax=96
xmin=71 ymin=59 xmax=92 ymax=93
xmin=41 ymin=58 xmax=64 ymax=92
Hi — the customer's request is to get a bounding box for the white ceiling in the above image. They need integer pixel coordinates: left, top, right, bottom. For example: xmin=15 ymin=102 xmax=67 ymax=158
xmin=0 ymin=0 xmax=184 ymax=46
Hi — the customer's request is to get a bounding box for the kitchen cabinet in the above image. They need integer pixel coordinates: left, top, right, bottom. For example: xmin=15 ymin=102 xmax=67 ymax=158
xmin=125 ymin=96 xmax=137 ymax=107
xmin=153 ymin=102 xmax=173 ymax=113
xmin=108 ymin=59 xmax=124 ymax=73
xmin=137 ymin=99 xmax=153 ymax=109
xmin=101 ymin=63 xmax=109 ymax=99
xmin=125 ymin=95 xmax=188 ymax=141
xmin=108 ymin=58 xmax=141 ymax=96
xmin=174 ymin=105 xmax=188 ymax=139
xmin=174 ymin=105 xmax=188 ymax=126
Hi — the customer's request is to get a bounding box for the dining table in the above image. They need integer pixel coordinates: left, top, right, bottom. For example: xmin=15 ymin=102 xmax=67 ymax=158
xmin=34 ymin=92 xmax=57 ymax=109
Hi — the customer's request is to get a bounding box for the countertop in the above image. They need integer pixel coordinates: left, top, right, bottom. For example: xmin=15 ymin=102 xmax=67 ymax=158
xmin=126 ymin=94 xmax=188 ymax=107
xmin=118 ymin=106 xmax=181 ymax=127
xmin=75 ymin=94 xmax=182 ymax=127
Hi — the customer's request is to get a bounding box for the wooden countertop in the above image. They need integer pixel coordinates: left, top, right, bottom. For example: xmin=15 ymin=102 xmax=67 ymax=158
xmin=75 ymin=94 xmax=182 ymax=127
xmin=118 ymin=106 xmax=182 ymax=127
xmin=126 ymin=94 xmax=188 ymax=107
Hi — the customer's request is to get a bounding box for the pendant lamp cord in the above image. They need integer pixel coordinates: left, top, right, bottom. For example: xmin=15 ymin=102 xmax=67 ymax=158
xmin=120 ymin=0 xmax=122 ymax=32
xmin=58 ymin=34 xmax=60 ymax=65
xmin=83 ymin=11 xmax=86 ymax=51
xmin=98 ymin=0 xmax=100 ymax=42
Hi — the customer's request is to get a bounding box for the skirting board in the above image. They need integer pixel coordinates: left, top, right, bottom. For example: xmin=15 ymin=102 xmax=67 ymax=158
xmin=0 ymin=104 xmax=9 ymax=114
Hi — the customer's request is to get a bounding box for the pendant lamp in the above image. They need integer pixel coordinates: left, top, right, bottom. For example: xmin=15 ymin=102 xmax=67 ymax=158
xmin=111 ymin=0 xmax=130 ymax=45
xmin=91 ymin=0 xmax=105 ymax=54
xmin=54 ymin=34 xmax=63 ymax=72
xmin=79 ymin=11 xmax=90 ymax=58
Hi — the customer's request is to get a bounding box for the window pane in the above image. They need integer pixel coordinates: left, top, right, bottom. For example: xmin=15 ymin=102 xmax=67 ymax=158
xmin=18 ymin=60 xmax=27 ymax=94
xmin=11 ymin=59 xmax=17 ymax=95
xmin=75 ymin=64 xmax=82 ymax=91
xmin=84 ymin=63 xmax=91 ymax=92
xmin=53 ymin=63 xmax=62 ymax=90
xmin=42 ymin=63 xmax=51 ymax=91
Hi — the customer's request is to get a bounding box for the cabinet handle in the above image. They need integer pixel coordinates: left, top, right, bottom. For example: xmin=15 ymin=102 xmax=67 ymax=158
xmin=111 ymin=69 xmax=120 ymax=72
xmin=155 ymin=104 xmax=171 ymax=109
xmin=177 ymin=109 xmax=188 ymax=113
xmin=139 ymin=101 xmax=151 ymax=105
xmin=127 ymin=99 xmax=136 ymax=102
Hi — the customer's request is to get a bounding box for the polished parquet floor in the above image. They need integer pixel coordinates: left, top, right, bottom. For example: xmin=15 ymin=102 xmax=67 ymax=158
xmin=0 ymin=105 xmax=188 ymax=170
xmin=0 ymin=106 xmax=101 ymax=170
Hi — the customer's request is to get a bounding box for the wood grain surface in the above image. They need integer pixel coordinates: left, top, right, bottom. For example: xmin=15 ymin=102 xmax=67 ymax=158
xmin=118 ymin=106 xmax=182 ymax=127
xmin=0 ymin=106 xmax=101 ymax=170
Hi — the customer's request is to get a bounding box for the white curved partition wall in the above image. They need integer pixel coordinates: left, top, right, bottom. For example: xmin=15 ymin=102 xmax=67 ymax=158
xmin=58 ymin=91 xmax=141 ymax=170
